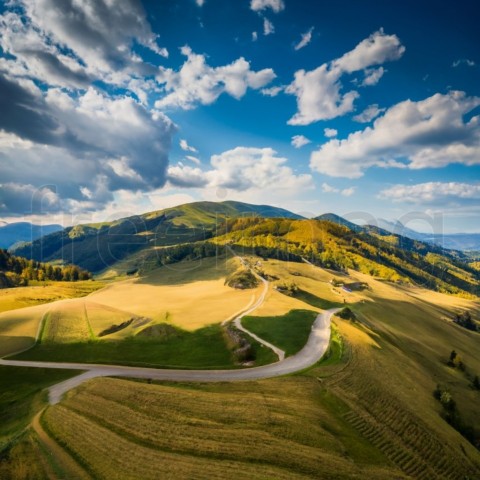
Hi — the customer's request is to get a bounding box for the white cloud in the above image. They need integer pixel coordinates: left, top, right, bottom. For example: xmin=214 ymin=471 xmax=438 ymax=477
xmin=286 ymin=29 xmax=405 ymax=125
xmin=321 ymin=183 xmax=355 ymax=196
xmin=294 ymin=27 xmax=314 ymax=51
xmin=352 ymin=104 xmax=385 ymax=123
xmin=185 ymin=155 xmax=201 ymax=165
xmin=291 ymin=135 xmax=311 ymax=148
xmin=310 ymin=91 xmax=480 ymax=178
xmin=180 ymin=139 xmax=198 ymax=152
xmin=321 ymin=182 xmax=338 ymax=193
xmin=0 ymin=0 xmax=168 ymax=92
xmin=361 ymin=67 xmax=385 ymax=86
xmin=379 ymin=182 xmax=480 ymax=204
xmin=452 ymin=58 xmax=475 ymax=67
xmin=0 ymin=83 xmax=175 ymax=215
xmin=196 ymin=0 xmax=205 ymax=6
xmin=252 ymin=31 xmax=258 ymax=42
xmin=155 ymin=46 xmax=276 ymax=109
xmin=167 ymin=147 xmax=313 ymax=194
xmin=250 ymin=0 xmax=285 ymax=13
xmin=341 ymin=187 xmax=356 ymax=197
xmin=261 ymin=85 xmax=284 ymax=96
xmin=324 ymin=128 xmax=338 ymax=138
xmin=263 ymin=18 xmax=275 ymax=35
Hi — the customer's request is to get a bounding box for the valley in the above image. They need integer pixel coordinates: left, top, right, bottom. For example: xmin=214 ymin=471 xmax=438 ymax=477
xmin=1 ymin=202 xmax=480 ymax=479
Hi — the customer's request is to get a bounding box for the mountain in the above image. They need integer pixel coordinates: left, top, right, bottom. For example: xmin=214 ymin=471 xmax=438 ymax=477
xmin=314 ymin=213 xmax=363 ymax=232
xmin=12 ymin=201 xmax=303 ymax=272
xmin=373 ymin=219 xmax=480 ymax=251
xmin=0 ymin=222 xmax=63 ymax=249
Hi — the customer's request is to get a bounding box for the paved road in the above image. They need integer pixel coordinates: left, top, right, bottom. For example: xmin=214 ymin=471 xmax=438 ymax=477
xmin=0 ymin=309 xmax=338 ymax=404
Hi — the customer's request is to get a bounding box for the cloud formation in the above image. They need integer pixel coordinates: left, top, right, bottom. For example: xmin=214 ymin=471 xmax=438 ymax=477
xmin=379 ymin=182 xmax=480 ymax=204
xmin=168 ymin=147 xmax=313 ymax=193
xmin=321 ymin=183 xmax=356 ymax=196
xmin=291 ymin=135 xmax=311 ymax=148
xmin=155 ymin=46 xmax=276 ymax=109
xmin=180 ymin=139 xmax=198 ymax=153
xmin=310 ymin=91 xmax=480 ymax=178
xmin=0 ymin=0 xmax=167 ymax=91
xmin=294 ymin=27 xmax=314 ymax=51
xmin=324 ymin=128 xmax=338 ymax=138
xmin=352 ymin=104 xmax=385 ymax=123
xmin=286 ymin=29 xmax=405 ymax=125
xmin=250 ymin=0 xmax=285 ymax=13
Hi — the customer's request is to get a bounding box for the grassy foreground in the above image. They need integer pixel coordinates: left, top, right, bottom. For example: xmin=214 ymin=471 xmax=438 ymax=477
xmin=39 ymin=376 xmax=403 ymax=479
xmin=242 ymin=309 xmax=318 ymax=356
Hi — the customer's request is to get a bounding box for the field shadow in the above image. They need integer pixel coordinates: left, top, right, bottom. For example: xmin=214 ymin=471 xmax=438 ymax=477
xmin=135 ymin=256 xmax=236 ymax=286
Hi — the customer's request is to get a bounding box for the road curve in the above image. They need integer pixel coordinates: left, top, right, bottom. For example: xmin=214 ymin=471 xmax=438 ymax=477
xmin=0 ymin=309 xmax=338 ymax=404
xmin=231 ymin=271 xmax=286 ymax=361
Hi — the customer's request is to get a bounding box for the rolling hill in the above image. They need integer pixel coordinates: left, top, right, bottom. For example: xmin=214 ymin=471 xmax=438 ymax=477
xmin=12 ymin=201 xmax=303 ymax=273
xmin=12 ymin=201 xmax=480 ymax=297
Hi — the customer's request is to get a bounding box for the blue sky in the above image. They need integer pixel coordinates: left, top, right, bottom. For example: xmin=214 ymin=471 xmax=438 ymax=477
xmin=0 ymin=0 xmax=479 ymax=233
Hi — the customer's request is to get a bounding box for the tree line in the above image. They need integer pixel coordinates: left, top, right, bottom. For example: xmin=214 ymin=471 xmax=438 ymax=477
xmin=0 ymin=248 xmax=91 ymax=288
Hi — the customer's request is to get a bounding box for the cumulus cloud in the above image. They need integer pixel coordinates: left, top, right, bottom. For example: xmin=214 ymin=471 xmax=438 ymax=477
xmin=167 ymin=147 xmax=313 ymax=193
xmin=379 ymin=182 xmax=480 ymax=205
xmin=291 ymin=135 xmax=311 ymax=148
xmin=252 ymin=31 xmax=258 ymax=42
xmin=352 ymin=104 xmax=385 ymax=123
xmin=261 ymin=85 xmax=284 ymax=96
xmin=180 ymin=139 xmax=198 ymax=152
xmin=250 ymin=0 xmax=285 ymax=13
xmin=263 ymin=18 xmax=275 ymax=35
xmin=324 ymin=128 xmax=338 ymax=138
xmin=286 ymin=29 xmax=405 ymax=125
xmin=294 ymin=27 xmax=314 ymax=51
xmin=155 ymin=46 xmax=276 ymax=109
xmin=321 ymin=183 xmax=355 ymax=196
xmin=0 ymin=0 xmax=167 ymax=91
xmin=196 ymin=0 xmax=205 ymax=6
xmin=0 ymin=78 xmax=175 ymax=215
xmin=361 ymin=67 xmax=385 ymax=86
xmin=310 ymin=91 xmax=480 ymax=178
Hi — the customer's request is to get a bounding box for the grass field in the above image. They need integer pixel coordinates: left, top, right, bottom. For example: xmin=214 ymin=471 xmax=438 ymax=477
xmin=40 ymin=376 xmax=405 ymax=479
xmin=242 ymin=309 xmax=319 ymax=356
xmin=0 ymin=281 xmax=104 ymax=314
xmin=89 ymin=256 xmax=263 ymax=330
xmin=0 ymin=366 xmax=75 ymax=446
xmin=2 ymin=255 xmax=480 ymax=478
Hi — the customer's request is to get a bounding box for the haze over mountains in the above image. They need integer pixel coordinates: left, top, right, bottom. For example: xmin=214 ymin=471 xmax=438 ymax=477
xmin=0 ymin=222 xmax=62 ymax=249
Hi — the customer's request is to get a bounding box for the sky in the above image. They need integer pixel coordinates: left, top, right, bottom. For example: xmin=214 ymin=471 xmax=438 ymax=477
xmin=0 ymin=0 xmax=479 ymax=233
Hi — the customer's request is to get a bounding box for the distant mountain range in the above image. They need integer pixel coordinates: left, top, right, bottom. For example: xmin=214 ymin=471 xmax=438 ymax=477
xmin=0 ymin=222 xmax=63 ymax=249
xmin=11 ymin=200 xmax=479 ymax=296
xmin=372 ymin=219 xmax=480 ymax=251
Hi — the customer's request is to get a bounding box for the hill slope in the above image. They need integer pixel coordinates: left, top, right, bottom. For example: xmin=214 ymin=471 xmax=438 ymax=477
xmin=212 ymin=217 xmax=480 ymax=296
xmin=13 ymin=201 xmax=303 ymax=272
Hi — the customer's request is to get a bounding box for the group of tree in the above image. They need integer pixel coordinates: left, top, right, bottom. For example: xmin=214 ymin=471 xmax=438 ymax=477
xmin=433 ymin=384 xmax=479 ymax=449
xmin=453 ymin=311 xmax=478 ymax=332
xmin=0 ymin=248 xmax=91 ymax=288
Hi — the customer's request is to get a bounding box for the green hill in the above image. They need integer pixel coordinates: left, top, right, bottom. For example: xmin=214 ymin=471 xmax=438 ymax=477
xmin=12 ymin=201 xmax=303 ymax=273
xmin=212 ymin=217 xmax=479 ymax=297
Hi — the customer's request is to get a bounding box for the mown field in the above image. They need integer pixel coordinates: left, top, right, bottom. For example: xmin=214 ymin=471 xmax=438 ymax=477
xmin=38 ymin=377 xmax=404 ymax=480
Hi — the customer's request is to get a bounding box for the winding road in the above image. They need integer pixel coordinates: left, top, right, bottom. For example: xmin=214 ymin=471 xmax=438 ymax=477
xmin=0 ymin=309 xmax=337 ymax=404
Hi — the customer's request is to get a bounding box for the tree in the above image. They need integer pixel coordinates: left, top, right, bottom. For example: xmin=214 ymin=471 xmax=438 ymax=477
xmin=449 ymin=350 xmax=457 ymax=364
xmin=472 ymin=375 xmax=480 ymax=390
